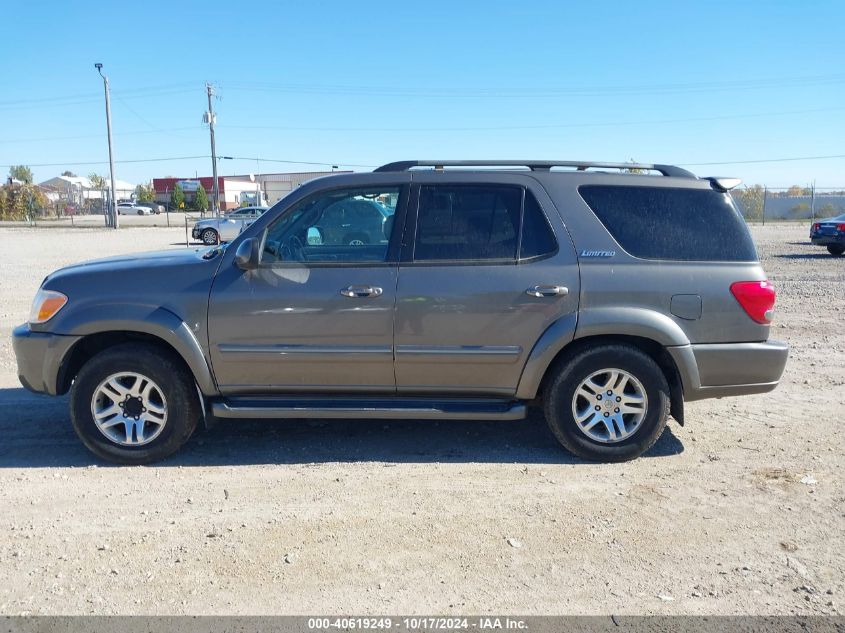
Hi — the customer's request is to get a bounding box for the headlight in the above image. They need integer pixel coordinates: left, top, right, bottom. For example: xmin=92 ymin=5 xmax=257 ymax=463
xmin=29 ymin=289 xmax=68 ymax=324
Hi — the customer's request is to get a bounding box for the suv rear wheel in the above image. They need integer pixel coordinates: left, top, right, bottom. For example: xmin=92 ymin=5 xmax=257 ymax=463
xmin=543 ymin=344 xmax=670 ymax=462
xmin=70 ymin=343 xmax=200 ymax=464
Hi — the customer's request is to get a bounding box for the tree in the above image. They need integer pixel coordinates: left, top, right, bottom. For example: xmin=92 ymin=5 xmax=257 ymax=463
xmin=623 ymin=158 xmax=647 ymax=174
xmin=61 ymin=170 xmax=77 ymax=177
xmin=88 ymin=173 xmax=106 ymax=189
xmin=8 ymin=165 xmax=33 ymax=184
xmin=788 ymin=202 xmax=810 ymax=219
xmin=733 ymin=184 xmax=765 ymax=221
xmin=0 ymin=182 xmax=47 ymax=220
xmin=135 ymin=183 xmax=155 ymax=202
xmin=194 ymin=184 xmax=209 ymax=212
xmin=786 ymin=185 xmax=803 ymax=197
xmin=817 ymin=203 xmax=838 ymax=217
xmin=170 ymin=183 xmax=185 ymax=210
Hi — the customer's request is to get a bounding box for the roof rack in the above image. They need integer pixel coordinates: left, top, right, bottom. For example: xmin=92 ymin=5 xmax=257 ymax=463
xmin=373 ymin=160 xmax=697 ymax=178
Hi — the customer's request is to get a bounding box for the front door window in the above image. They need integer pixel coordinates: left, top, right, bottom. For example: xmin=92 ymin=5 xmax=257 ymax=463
xmin=262 ymin=187 xmax=401 ymax=264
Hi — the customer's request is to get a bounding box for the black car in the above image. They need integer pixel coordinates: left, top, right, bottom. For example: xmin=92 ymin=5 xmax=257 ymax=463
xmin=810 ymin=213 xmax=845 ymax=256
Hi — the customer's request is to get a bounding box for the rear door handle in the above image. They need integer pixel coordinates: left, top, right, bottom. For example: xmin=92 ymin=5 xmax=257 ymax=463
xmin=526 ymin=285 xmax=569 ymax=298
xmin=341 ymin=285 xmax=384 ymax=298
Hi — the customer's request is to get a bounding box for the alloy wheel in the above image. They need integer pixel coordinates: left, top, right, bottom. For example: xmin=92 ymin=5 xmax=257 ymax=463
xmin=90 ymin=372 xmax=168 ymax=446
xmin=571 ymin=368 xmax=648 ymax=443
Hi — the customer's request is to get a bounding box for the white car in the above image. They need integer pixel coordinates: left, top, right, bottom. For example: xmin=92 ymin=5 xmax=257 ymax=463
xmin=117 ymin=202 xmax=153 ymax=215
xmin=192 ymin=206 xmax=268 ymax=244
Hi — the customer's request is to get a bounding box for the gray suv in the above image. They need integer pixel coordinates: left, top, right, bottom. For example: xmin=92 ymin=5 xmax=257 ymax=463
xmin=12 ymin=160 xmax=788 ymax=464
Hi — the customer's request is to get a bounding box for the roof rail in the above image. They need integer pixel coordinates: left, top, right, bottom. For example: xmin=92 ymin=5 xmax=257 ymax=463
xmin=373 ymin=160 xmax=697 ymax=178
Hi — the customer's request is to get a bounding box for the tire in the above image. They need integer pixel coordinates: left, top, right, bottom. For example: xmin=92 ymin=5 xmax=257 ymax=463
xmin=344 ymin=233 xmax=369 ymax=246
xmin=827 ymin=244 xmax=844 ymax=256
xmin=543 ymin=344 xmax=670 ymax=462
xmin=137 ymin=210 xmax=144 ymax=216
xmin=201 ymin=228 xmax=219 ymax=245
xmin=70 ymin=343 xmax=200 ymax=465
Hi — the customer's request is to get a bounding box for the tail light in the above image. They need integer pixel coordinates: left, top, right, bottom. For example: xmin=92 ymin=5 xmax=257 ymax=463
xmin=837 ymin=223 xmax=845 ymax=232
xmin=812 ymin=223 xmax=820 ymax=232
xmin=730 ymin=281 xmax=776 ymax=325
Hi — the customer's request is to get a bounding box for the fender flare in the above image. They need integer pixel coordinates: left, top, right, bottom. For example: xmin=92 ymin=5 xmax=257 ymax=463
xmin=515 ymin=313 xmax=578 ymax=399
xmin=574 ymin=307 xmax=691 ymax=347
xmin=51 ymin=304 xmax=218 ymax=395
xmin=515 ymin=307 xmax=690 ymax=400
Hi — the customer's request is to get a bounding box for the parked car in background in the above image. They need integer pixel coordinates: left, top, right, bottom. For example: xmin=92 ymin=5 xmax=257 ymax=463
xmin=809 ymin=213 xmax=845 ymax=256
xmin=191 ymin=206 xmax=268 ymax=244
xmin=136 ymin=202 xmax=164 ymax=215
xmin=310 ymin=197 xmax=394 ymax=246
xmin=117 ymin=202 xmax=153 ymax=216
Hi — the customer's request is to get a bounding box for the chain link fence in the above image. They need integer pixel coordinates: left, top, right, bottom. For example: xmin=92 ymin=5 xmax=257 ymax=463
xmin=731 ymin=187 xmax=845 ymax=223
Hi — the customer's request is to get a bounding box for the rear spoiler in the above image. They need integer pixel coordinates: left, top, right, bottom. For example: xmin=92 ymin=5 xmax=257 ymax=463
xmin=705 ymin=177 xmax=742 ymax=192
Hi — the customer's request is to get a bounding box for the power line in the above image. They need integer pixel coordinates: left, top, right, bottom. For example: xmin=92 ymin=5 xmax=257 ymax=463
xmin=680 ymin=154 xmax=845 ymax=166
xmin=0 ymin=156 xmax=209 ymax=168
xmin=3 ymin=153 xmax=843 ymax=172
xmin=227 ymin=156 xmax=377 ymax=168
xmin=224 ymin=72 xmax=845 ymax=98
xmin=0 ymin=86 xmax=198 ymax=112
xmin=0 ymin=127 xmax=203 ymax=145
xmin=4 ymin=102 xmax=841 ymax=146
xmin=0 ymin=155 xmax=376 ymax=169
xmin=0 ymin=82 xmax=198 ymax=106
xmin=3 ymin=72 xmax=843 ymax=111
xmin=216 ymin=105 xmax=845 ymax=133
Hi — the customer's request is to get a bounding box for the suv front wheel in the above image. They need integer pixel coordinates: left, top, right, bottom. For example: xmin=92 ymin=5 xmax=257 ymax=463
xmin=70 ymin=343 xmax=200 ymax=464
xmin=544 ymin=344 xmax=670 ymax=462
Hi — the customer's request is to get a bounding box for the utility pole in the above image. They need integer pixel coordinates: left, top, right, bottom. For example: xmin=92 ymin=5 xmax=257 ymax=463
xmin=95 ymin=63 xmax=118 ymax=228
xmin=256 ymin=158 xmax=261 ymax=206
xmin=810 ymin=180 xmax=816 ymax=221
xmin=205 ymin=83 xmax=220 ymax=217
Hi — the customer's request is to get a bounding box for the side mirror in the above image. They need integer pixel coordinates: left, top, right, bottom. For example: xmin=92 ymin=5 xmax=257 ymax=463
xmin=234 ymin=236 xmax=261 ymax=270
xmin=306 ymin=226 xmax=323 ymax=246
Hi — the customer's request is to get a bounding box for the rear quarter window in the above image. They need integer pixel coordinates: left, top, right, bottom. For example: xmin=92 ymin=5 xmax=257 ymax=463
xmin=578 ymin=185 xmax=758 ymax=262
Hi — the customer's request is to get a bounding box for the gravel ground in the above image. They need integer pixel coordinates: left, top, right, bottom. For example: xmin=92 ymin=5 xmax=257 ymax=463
xmin=0 ymin=223 xmax=842 ymax=615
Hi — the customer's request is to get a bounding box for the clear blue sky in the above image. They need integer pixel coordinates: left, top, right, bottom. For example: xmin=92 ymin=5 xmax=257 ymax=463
xmin=1 ymin=0 xmax=843 ymax=188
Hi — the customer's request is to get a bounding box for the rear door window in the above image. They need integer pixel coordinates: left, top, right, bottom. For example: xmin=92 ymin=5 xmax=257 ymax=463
xmin=519 ymin=191 xmax=558 ymax=259
xmin=413 ymin=185 xmax=557 ymax=262
xmin=414 ymin=185 xmax=520 ymax=261
xmin=578 ymin=185 xmax=758 ymax=261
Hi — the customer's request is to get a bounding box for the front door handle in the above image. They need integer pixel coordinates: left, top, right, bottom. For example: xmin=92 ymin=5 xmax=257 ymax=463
xmin=341 ymin=285 xmax=384 ymax=298
xmin=526 ymin=285 xmax=569 ymax=298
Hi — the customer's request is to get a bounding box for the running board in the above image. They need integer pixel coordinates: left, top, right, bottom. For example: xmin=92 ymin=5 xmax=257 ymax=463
xmin=210 ymin=396 xmax=527 ymax=421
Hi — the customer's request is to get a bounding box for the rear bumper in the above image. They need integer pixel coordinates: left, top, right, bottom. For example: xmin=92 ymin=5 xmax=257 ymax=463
xmin=12 ymin=324 xmax=81 ymax=395
xmin=667 ymin=339 xmax=789 ymax=401
xmin=811 ymin=236 xmax=844 ymax=246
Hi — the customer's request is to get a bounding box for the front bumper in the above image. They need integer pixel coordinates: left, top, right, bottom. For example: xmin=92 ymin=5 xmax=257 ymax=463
xmin=11 ymin=324 xmax=82 ymax=395
xmin=667 ymin=339 xmax=789 ymax=401
xmin=191 ymin=227 xmax=202 ymax=239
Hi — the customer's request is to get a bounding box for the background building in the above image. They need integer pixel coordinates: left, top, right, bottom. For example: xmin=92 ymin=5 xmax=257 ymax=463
xmin=152 ymin=171 xmax=347 ymax=211
xmin=245 ymin=171 xmax=349 ymax=205
xmin=38 ymin=175 xmax=136 ymax=211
